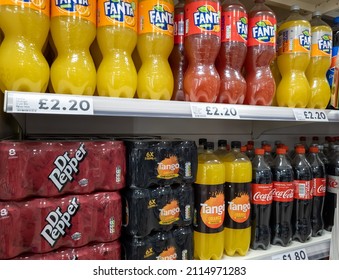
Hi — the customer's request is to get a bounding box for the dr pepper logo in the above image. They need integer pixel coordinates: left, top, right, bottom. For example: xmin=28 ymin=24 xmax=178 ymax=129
xmin=252 ymin=20 xmax=275 ymax=43
xmin=149 ymin=4 xmax=173 ymax=31
xmin=194 ymin=5 xmax=220 ymax=32
xmin=103 ymin=0 xmax=135 ymax=21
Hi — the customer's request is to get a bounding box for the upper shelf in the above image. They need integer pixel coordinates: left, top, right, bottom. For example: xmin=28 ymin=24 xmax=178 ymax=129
xmin=3 ymin=91 xmax=339 ymax=123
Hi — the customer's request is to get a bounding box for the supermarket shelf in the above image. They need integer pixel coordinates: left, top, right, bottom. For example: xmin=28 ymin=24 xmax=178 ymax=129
xmin=4 ymin=91 xmax=339 ymax=123
xmin=223 ymin=230 xmax=332 ymax=260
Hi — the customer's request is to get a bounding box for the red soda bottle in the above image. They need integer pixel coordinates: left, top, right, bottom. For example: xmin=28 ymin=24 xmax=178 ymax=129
xmin=216 ymin=0 xmax=247 ymax=104
xmin=250 ymin=148 xmax=273 ymax=250
xmin=244 ymin=0 xmax=277 ymax=105
xmin=184 ymin=0 xmax=221 ymax=102
xmin=291 ymin=146 xmax=313 ymax=242
xmin=270 ymin=148 xmax=294 ymax=246
xmin=169 ymin=0 xmax=187 ymax=101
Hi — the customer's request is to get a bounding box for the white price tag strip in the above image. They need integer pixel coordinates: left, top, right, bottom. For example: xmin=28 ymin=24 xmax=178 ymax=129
xmin=272 ymin=248 xmax=309 ymax=260
xmin=293 ymin=109 xmax=328 ymax=122
xmin=190 ymin=103 xmax=240 ymax=119
xmin=11 ymin=92 xmax=94 ymax=115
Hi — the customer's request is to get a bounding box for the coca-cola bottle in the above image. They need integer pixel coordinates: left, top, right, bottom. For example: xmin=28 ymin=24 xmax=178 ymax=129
xmin=270 ymin=147 xmax=294 ymax=247
xmin=291 ymin=146 xmax=313 ymax=242
xmin=250 ymin=148 xmax=273 ymax=250
xmin=323 ymin=145 xmax=339 ymax=231
xmin=307 ymin=146 xmax=326 ymax=236
xmin=246 ymin=140 xmax=255 ymax=161
xmin=263 ymin=144 xmax=274 ymax=167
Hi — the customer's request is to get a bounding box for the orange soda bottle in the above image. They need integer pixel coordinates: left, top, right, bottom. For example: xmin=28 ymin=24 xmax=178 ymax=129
xmin=50 ymin=0 xmax=96 ymax=95
xmin=97 ymin=0 xmax=138 ymax=98
xmin=0 ymin=0 xmax=50 ymax=93
xmin=137 ymin=0 xmax=174 ymax=100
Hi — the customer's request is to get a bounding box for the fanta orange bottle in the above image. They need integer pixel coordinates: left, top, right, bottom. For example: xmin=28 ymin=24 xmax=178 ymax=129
xmin=97 ymin=0 xmax=138 ymax=98
xmin=50 ymin=0 xmax=96 ymax=95
xmin=137 ymin=0 xmax=174 ymax=100
xmin=0 ymin=0 xmax=50 ymax=93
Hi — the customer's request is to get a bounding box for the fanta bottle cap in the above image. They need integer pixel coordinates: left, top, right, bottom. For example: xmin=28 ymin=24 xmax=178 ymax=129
xmin=334 ymin=17 xmax=339 ymax=25
xmin=290 ymin=5 xmax=300 ymax=11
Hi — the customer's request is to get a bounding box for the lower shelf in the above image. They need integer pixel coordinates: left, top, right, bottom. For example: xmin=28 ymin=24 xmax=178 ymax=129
xmin=222 ymin=230 xmax=332 ymax=260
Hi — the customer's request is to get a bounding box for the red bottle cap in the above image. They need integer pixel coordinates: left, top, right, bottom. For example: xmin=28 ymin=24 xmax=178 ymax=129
xmin=295 ymin=146 xmax=306 ymax=154
xmin=276 ymin=148 xmax=286 ymax=154
xmin=263 ymin=144 xmax=272 ymax=152
xmin=255 ymin=148 xmax=264 ymax=155
xmin=309 ymin=146 xmax=319 ymax=153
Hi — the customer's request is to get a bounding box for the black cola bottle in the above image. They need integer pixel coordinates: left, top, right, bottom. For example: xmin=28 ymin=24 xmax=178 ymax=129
xmin=270 ymin=148 xmax=294 ymax=247
xmin=291 ymin=146 xmax=313 ymax=242
xmin=250 ymin=148 xmax=273 ymax=250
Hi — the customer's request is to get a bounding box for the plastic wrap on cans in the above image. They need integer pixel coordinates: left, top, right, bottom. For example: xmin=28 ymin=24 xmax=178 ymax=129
xmin=122 ymin=226 xmax=193 ymax=260
xmin=0 ymin=140 xmax=126 ymax=200
xmin=122 ymin=184 xmax=194 ymax=237
xmin=14 ymin=241 xmax=121 ymax=260
xmin=124 ymin=139 xmax=197 ymax=187
xmin=0 ymin=192 xmax=122 ymax=259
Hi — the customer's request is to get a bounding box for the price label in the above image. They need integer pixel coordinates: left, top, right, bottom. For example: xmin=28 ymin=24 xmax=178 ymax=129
xmin=190 ymin=103 xmax=240 ymax=119
xmin=11 ymin=93 xmax=94 ymax=115
xmin=272 ymin=248 xmax=309 ymax=260
xmin=293 ymin=109 xmax=328 ymax=122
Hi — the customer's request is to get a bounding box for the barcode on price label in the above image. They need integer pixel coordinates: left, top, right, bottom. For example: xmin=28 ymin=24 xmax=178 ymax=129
xmin=272 ymin=248 xmax=308 ymax=260
xmin=190 ymin=103 xmax=240 ymax=119
xmin=293 ymin=109 xmax=328 ymax=122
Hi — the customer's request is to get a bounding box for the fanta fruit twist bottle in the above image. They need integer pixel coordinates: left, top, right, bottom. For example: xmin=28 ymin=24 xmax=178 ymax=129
xmin=0 ymin=0 xmax=50 ymax=93
xmin=97 ymin=0 xmax=138 ymax=98
xmin=184 ymin=0 xmax=221 ymax=102
xmin=50 ymin=0 xmax=97 ymax=95
xmin=276 ymin=5 xmax=311 ymax=107
xmin=244 ymin=0 xmax=276 ymax=106
xmin=306 ymin=11 xmax=332 ymax=109
xmin=137 ymin=0 xmax=174 ymax=100
xmin=216 ymin=0 xmax=247 ymax=104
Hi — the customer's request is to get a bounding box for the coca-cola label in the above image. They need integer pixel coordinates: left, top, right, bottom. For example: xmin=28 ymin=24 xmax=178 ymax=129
xmin=251 ymin=183 xmax=273 ymax=205
xmin=294 ymin=180 xmax=312 ymax=200
xmin=312 ymin=178 xmax=326 ymax=197
xmin=327 ymin=175 xmax=339 ymax=194
xmin=48 ymin=143 xmax=87 ymax=192
xmin=247 ymin=15 xmax=276 ymax=47
xmin=40 ymin=197 xmax=80 ymax=247
xmin=221 ymin=10 xmax=247 ymax=43
xmin=272 ymin=181 xmax=294 ymax=202
xmin=174 ymin=13 xmax=185 ymax=45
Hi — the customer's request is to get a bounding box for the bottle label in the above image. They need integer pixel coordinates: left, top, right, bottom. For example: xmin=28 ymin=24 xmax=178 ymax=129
xmin=272 ymin=181 xmax=294 ymax=202
xmin=278 ymin=25 xmax=311 ymax=55
xmin=51 ymin=0 xmax=96 ymax=25
xmin=311 ymin=31 xmax=332 ymax=57
xmin=138 ymin=0 xmax=174 ymax=36
xmin=221 ymin=10 xmax=247 ymax=43
xmin=294 ymin=180 xmax=312 ymax=200
xmin=193 ymin=184 xmax=225 ymax=233
xmin=0 ymin=0 xmax=50 ymax=16
xmin=97 ymin=0 xmax=137 ymax=31
xmin=312 ymin=177 xmax=326 ymax=197
xmin=184 ymin=1 xmax=221 ymax=37
xmin=327 ymin=175 xmax=339 ymax=194
xmin=251 ymin=183 xmax=273 ymax=205
xmin=247 ymin=15 xmax=276 ymax=47
xmin=174 ymin=13 xmax=185 ymax=44
xmin=224 ymin=182 xmax=251 ymax=229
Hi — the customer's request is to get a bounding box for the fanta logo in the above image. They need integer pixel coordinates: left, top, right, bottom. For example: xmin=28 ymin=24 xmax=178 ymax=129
xmin=318 ymin=34 xmax=332 ymax=55
xmin=299 ymin=30 xmax=311 ymax=50
xmin=55 ymin=0 xmax=88 ymax=12
xmin=149 ymin=4 xmax=173 ymax=31
xmin=193 ymin=5 xmax=220 ymax=32
xmin=236 ymin=17 xmax=248 ymax=40
xmin=252 ymin=20 xmax=275 ymax=43
xmin=104 ymin=0 xmax=134 ymax=22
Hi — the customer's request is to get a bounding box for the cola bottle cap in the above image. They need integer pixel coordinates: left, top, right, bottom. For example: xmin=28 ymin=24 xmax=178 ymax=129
xmin=296 ymin=146 xmax=306 ymax=154
xmin=309 ymin=146 xmax=319 ymax=153
xmin=255 ymin=148 xmax=264 ymax=155
xmin=276 ymin=148 xmax=286 ymax=154
xmin=263 ymin=144 xmax=272 ymax=152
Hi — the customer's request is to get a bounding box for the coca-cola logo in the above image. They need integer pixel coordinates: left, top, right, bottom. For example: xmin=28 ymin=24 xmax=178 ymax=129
xmin=328 ymin=178 xmax=338 ymax=189
xmin=317 ymin=185 xmax=326 ymax=193
xmin=273 ymin=188 xmax=294 ymax=199
xmin=253 ymin=189 xmax=274 ymax=202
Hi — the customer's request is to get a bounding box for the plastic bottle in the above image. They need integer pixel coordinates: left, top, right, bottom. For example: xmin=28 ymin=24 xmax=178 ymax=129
xmin=224 ymin=141 xmax=252 ymax=256
xmin=250 ymin=148 xmax=273 ymax=250
xmin=306 ymin=11 xmax=332 ymax=109
xmin=263 ymin=144 xmax=274 ymax=167
xmin=0 ymin=0 xmax=50 ymax=93
xmin=270 ymin=147 xmax=294 ymax=247
xmin=168 ymin=0 xmax=187 ymax=101
xmin=216 ymin=0 xmax=247 ymax=104
xmin=96 ymin=0 xmax=138 ymax=98
xmin=244 ymin=0 xmax=276 ymax=106
xmin=137 ymin=0 xmax=174 ymax=100
xmin=276 ymin=5 xmax=311 ymax=107
xmin=246 ymin=140 xmax=255 ymax=161
xmin=194 ymin=142 xmax=225 ymax=260
xmin=291 ymin=146 xmax=313 ymax=242
xmin=184 ymin=0 xmax=221 ymax=102
xmin=307 ymin=145 xmax=326 ymax=236
xmin=197 ymin=138 xmax=207 ymax=154
xmin=214 ymin=139 xmax=228 ymax=161
xmin=50 ymin=0 xmax=96 ymax=95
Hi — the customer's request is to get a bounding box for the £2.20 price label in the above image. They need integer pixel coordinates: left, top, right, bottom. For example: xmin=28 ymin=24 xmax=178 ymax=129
xmin=190 ymin=103 xmax=240 ymax=119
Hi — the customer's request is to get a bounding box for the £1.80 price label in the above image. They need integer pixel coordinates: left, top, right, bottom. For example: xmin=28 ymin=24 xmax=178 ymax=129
xmin=11 ymin=93 xmax=94 ymax=115
xmin=190 ymin=103 xmax=240 ymax=119
xmin=272 ymin=248 xmax=309 ymax=260
xmin=293 ymin=109 xmax=328 ymax=122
